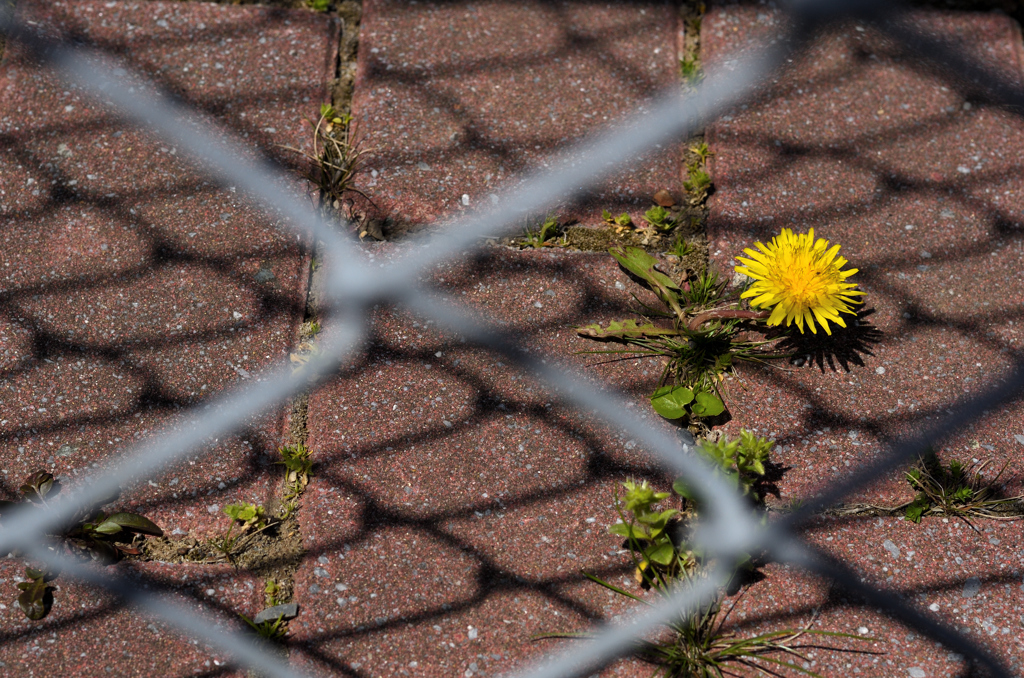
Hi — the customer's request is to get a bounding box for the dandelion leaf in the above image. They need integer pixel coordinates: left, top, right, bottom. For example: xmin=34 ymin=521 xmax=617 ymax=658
xmin=609 ymin=245 xmax=679 ymax=293
xmin=575 ymin=319 xmax=679 ymax=341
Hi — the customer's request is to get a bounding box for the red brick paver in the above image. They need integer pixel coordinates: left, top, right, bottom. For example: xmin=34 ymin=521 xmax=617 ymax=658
xmin=0 ymin=1 xmax=336 ymax=675
xmin=701 ymin=5 xmax=1024 ymax=674
xmin=349 ymin=0 xmax=683 ymax=231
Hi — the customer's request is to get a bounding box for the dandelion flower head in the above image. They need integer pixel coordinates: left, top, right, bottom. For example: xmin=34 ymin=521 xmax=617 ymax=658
xmin=734 ymin=228 xmax=865 ymax=335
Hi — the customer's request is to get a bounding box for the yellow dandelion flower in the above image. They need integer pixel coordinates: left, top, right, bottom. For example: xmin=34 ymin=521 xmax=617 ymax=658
xmin=734 ymin=228 xmax=865 ymax=335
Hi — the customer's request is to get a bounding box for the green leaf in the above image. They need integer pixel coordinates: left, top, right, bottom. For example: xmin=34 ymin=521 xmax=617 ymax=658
xmin=608 ymin=523 xmax=649 ymax=540
xmin=650 ymin=386 xmax=694 ymax=420
xmin=689 ymin=390 xmax=725 ymax=417
xmin=16 ymin=570 xmax=52 ymax=621
xmin=608 ymin=245 xmax=680 ymax=293
xmin=905 ymin=497 xmax=928 ymax=523
xmin=672 ymin=477 xmax=696 ymax=502
xmin=579 ymin=571 xmax=647 ymax=603
xmin=646 ymin=543 xmax=675 ymax=566
xmin=576 ymin=319 xmax=680 ymax=341
xmin=104 ymin=512 xmax=164 ymax=537
xmin=20 ymin=471 xmax=57 ymax=504
xmin=94 ymin=521 xmax=123 ymax=535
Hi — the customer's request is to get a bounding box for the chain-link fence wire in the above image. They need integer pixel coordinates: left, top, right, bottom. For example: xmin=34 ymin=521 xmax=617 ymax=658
xmin=0 ymin=1 xmax=1022 ymax=676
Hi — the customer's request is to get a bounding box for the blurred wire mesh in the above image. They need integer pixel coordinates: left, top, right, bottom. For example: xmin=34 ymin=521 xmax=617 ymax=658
xmin=0 ymin=1 xmax=1022 ymax=677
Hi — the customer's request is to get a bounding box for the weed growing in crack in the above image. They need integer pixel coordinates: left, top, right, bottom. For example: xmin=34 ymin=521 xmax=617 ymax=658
xmin=642 ymin=205 xmax=679 ymax=232
xmin=577 ymin=229 xmax=868 ymax=427
xmin=0 ymin=471 xmax=163 ymax=620
xmin=212 ymin=502 xmax=274 ymax=565
xmin=668 ymin=234 xmax=695 ymax=258
xmin=278 ymin=443 xmax=312 ymax=500
xmin=240 ymin=613 xmax=289 ymax=644
xmin=675 ymin=431 xmax=774 ymax=507
xmin=538 ymin=469 xmax=873 ymax=676
xmin=264 ymin=579 xmax=283 ymax=607
xmin=602 ymin=209 xmax=635 ymax=234
xmin=680 ymin=55 xmax=705 ymax=87
xmin=689 ymin=141 xmax=714 ymax=164
xmin=903 ymin=450 xmax=1023 ymax=526
xmin=683 ymin=163 xmax=712 ymax=205
xmin=576 ymin=247 xmax=784 ymax=426
xmin=280 ymin=103 xmax=374 ymax=217
xmin=517 ymin=215 xmax=566 ymax=249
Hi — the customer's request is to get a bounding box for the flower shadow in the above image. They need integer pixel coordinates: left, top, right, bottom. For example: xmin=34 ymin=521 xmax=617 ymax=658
xmin=772 ymin=308 xmax=884 ymax=373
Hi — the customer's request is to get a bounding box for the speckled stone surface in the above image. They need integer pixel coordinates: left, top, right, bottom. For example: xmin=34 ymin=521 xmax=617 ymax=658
xmin=0 ymin=559 xmax=261 ymax=678
xmin=0 ymin=0 xmax=337 ymax=535
xmin=702 ymin=6 xmax=1024 ymax=507
xmin=349 ymin=0 xmax=683 ymax=230
xmin=295 ymin=244 xmax=690 ymax=677
xmin=717 ymin=515 xmax=1024 ymax=676
xmin=0 ymin=2 xmax=334 ymax=674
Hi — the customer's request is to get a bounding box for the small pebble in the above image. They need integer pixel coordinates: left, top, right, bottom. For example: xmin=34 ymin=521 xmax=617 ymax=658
xmin=962 ymin=577 xmax=981 ymax=598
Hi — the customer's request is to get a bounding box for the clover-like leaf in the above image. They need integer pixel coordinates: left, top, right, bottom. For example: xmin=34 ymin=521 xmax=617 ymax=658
xmin=689 ymin=390 xmax=725 ymax=417
xmin=905 ymin=497 xmax=928 ymax=523
xmin=650 ymin=385 xmax=694 ymax=420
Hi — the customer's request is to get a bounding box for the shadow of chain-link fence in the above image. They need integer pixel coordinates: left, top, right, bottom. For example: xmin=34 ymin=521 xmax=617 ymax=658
xmin=1 ymin=0 xmax=1022 ymax=676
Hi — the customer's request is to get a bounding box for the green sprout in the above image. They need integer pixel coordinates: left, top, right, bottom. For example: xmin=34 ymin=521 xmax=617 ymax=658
xmin=212 ymin=502 xmax=272 ymax=564
xmin=16 ymin=568 xmax=54 ymax=621
xmin=264 ymin=579 xmax=283 ymax=607
xmin=642 ymin=205 xmax=677 ymax=232
xmin=674 ymin=431 xmax=774 ymax=507
xmin=240 ymin=613 xmax=289 ymax=644
xmin=669 ymin=235 xmax=696 ymax=258
xmin=689 ymin=141 xmax=714 ymax=163
xmin=279 ymin=104 xmax=374 ymax=217
xmin=602 ymin=209 xmax=635 ymax=233
xmin=277 ymin=443 xmax=313 ymax=499
xmin=680 ymin=56 xmax=705 ymax=87
xmin=519 ymin=215 xmax=565 ymax=248
xmin=683 ymin=164 xmax=712 ymax=205
xmin=537 ymin=470 xmax=874 ymax=676
xmin=904 ymin=451 xmax=1022 ymax=525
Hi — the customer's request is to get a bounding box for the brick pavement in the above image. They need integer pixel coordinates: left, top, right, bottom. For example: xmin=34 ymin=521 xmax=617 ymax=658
xmin=0 ymin=1 xmax=335 ymax=675
xmin=3 ymin=1 xmax=1024 ymax=677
